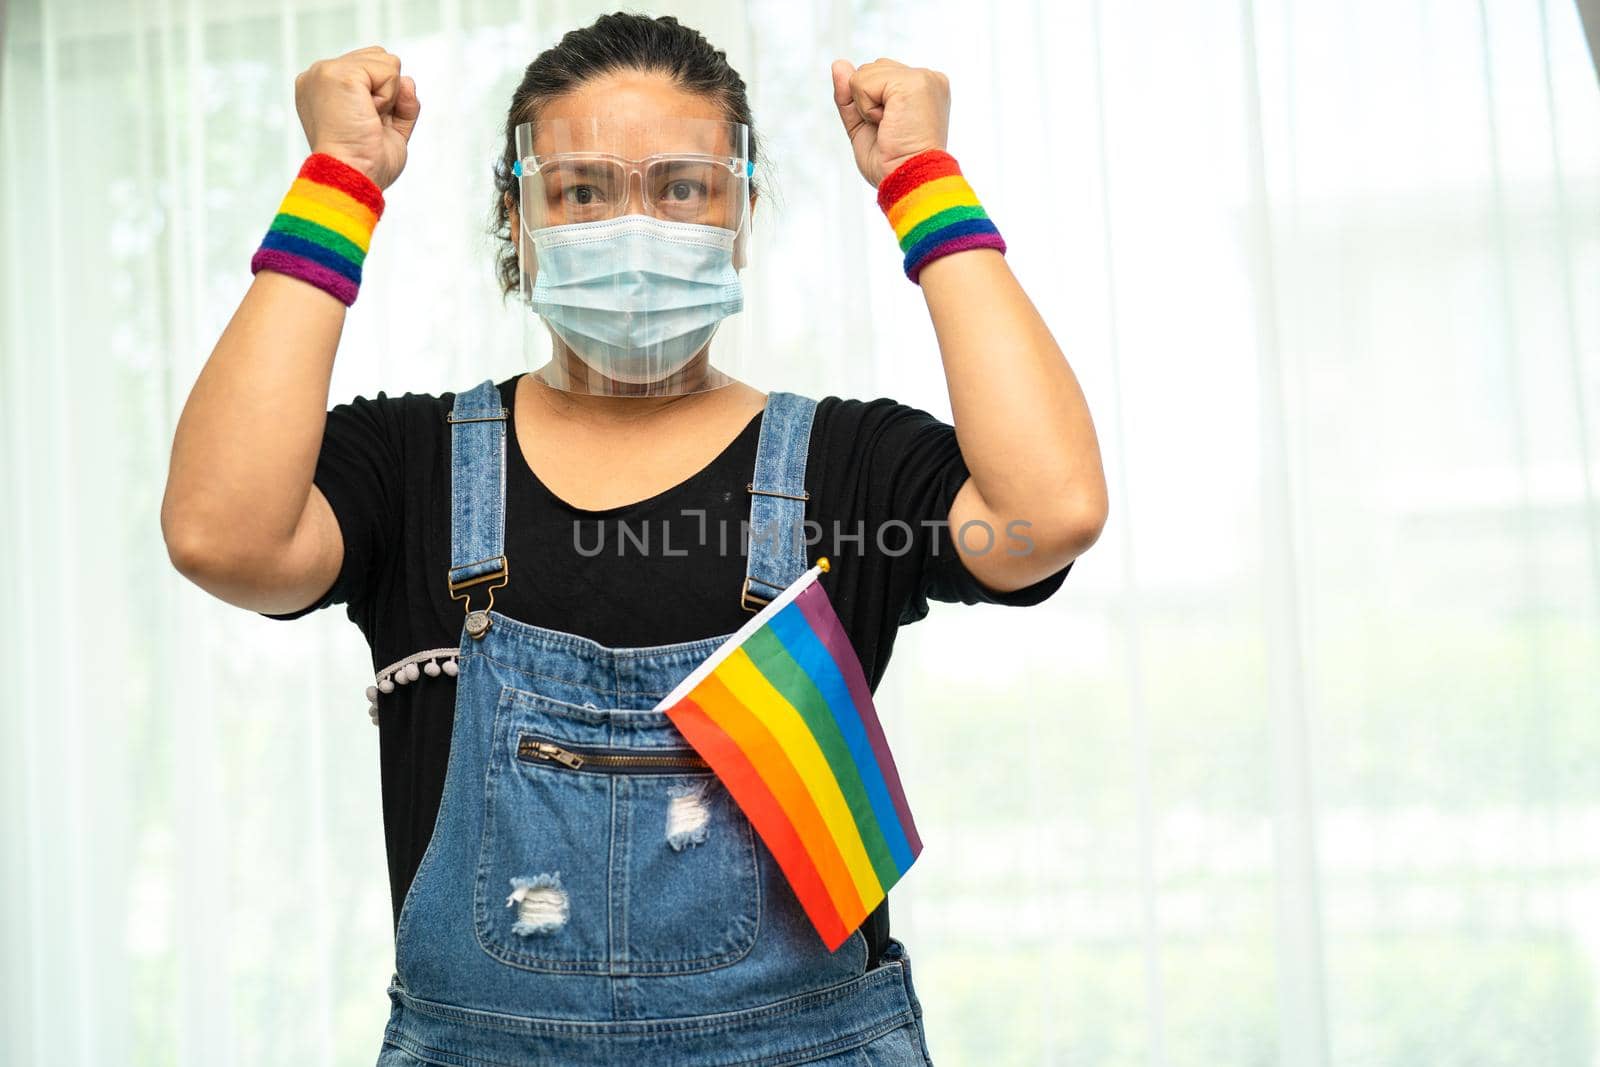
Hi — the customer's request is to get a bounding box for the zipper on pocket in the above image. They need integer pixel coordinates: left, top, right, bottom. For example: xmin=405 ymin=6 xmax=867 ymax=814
xmin=517 ymin=732 xmax=711 ymax=774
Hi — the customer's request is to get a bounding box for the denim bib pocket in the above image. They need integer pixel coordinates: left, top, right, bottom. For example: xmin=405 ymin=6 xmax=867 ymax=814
xmin=473 ymin=684 xmax=761 ymax=975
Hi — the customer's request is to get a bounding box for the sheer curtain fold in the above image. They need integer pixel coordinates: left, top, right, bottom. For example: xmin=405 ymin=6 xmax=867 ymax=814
xmin=3 ymin=0 xmax=1597 ymax=1064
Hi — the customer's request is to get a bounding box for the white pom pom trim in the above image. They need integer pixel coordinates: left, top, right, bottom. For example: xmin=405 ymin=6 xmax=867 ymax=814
xmin=367 ymin=647 xmax=462 ymax=725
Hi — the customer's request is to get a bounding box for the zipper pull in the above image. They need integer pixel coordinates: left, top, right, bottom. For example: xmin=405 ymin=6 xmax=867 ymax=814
xmin=532 ymin=741 xmax=584 ymax=769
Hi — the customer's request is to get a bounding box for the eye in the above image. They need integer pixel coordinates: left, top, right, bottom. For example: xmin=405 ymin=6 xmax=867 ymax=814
xmin=566 ymin=185 xmax=601 ymax=205
xmin=662 ymin=179 xmax=707 ymax=203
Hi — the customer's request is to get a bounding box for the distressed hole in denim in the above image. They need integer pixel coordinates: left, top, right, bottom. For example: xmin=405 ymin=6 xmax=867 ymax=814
xmin=665 ymin=780 xmax=712 ymax=851
xmin=506 ymin=872 xmax=569 ymax=935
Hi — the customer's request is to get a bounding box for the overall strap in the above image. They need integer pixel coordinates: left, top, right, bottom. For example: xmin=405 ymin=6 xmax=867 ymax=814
xmin=447 ymin=378 xmax=509 ymax=639
xmin=742 ymin=391 xmax=818 ymax=611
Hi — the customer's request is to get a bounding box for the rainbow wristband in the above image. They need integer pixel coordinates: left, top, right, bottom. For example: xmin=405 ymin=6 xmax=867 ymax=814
xmin=250 ymin=152 xmax=385 ymax=307
xmin=876 ymin=149 xmax=1005 ymax=284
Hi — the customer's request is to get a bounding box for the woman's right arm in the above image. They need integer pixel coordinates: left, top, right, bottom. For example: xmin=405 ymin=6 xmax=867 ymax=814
xmin=161 ymin=273 xmax=351 ymax=614
xmin=159 ymin=46 xmax=418 ymax=615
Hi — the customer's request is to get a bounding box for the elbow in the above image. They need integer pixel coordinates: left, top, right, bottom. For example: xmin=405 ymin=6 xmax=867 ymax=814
xmin=1032 ymin=484 xmax=1109 ymax=563
xmin=162 ymin=510 xmax=217 ymax=582
xmin=161 ymin=489 xmax=196 ymax=574
xmin=160 ymin=491 xmax=234 ymax=582
xmin=162 ymin=511 xmax=279 ymax=611
xmin=1071 ymin=487 xmax=1109 ymax=555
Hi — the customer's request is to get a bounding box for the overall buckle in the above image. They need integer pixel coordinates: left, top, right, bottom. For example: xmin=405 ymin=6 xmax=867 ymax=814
xmin=447 ymin=556 xmax=510 ymax=639
xmin=740 ymin=575 xmax=777 ymax=613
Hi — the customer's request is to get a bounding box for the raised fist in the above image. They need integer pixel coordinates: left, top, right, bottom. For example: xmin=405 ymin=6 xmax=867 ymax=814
xmin=294 ymin=45 xmax=420 ymax=190
xmin=831 ymin=58 xmax=950 ymax=188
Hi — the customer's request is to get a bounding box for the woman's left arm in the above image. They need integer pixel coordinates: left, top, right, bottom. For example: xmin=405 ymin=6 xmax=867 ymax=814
xmin=833 ymin=57 xmax=1109 ymax=593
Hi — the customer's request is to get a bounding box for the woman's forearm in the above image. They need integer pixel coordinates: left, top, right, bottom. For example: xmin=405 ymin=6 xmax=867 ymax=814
xmin=919 ymin=247 xmax=1109 ymax=576
xmin=160 ymin=271 xmax=346 ymax=576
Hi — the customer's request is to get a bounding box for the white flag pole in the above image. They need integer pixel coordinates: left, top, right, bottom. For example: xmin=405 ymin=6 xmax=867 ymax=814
xmin=653 ymin=558 xmax=830 ymax=712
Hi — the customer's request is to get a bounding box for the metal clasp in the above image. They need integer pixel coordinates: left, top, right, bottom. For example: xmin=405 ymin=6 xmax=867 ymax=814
xmin=448 ymin=556 xmax=510 ymax=639
xmin=740 ymin=575 xmax=777 ymax=613
xmin=746 ymin=482 xmax=810 ymax=502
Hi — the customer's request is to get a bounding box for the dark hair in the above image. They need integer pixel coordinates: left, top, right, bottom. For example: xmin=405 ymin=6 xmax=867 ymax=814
xmin=490 ymin=11 xmax=762 ymax=301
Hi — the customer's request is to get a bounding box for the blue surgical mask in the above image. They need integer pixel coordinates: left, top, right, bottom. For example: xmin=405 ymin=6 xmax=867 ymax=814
xmin=529 ymin=214 xmax=744 ymax=385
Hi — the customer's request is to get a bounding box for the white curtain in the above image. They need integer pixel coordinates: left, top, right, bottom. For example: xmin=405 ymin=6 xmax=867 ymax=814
xmin=3 ymin=1 xmax=1597 ymax=1063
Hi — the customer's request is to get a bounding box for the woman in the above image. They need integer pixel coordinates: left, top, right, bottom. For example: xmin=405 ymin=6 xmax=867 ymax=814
xmin=162 ymin=12 xmax=1107 ymax=1066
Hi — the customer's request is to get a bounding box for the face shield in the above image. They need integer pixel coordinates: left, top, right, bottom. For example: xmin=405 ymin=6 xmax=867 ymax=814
xmin=512 ymin=116 xmax=755 ymax=397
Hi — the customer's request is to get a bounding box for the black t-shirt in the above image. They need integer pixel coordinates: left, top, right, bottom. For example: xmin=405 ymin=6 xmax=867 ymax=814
xmin=263 ymin=374 xmax=1072 ymax=970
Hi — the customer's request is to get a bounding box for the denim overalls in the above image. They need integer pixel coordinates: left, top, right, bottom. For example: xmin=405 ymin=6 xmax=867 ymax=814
xmin=376 ymin=379 xmax=936 ymax=1066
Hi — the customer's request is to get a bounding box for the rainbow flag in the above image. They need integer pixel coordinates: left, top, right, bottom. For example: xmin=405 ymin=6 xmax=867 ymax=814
xmin=656 ymin=560 xmax=923 ymax=952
